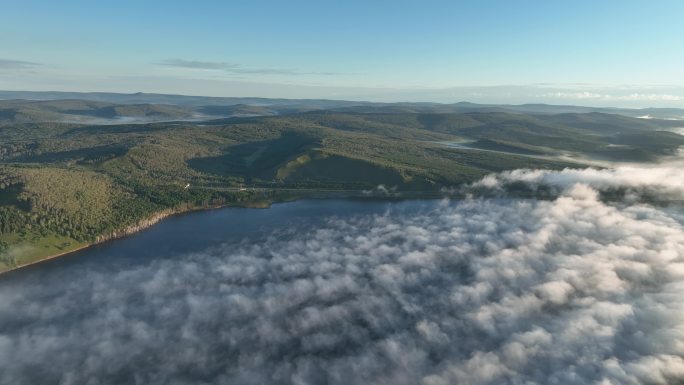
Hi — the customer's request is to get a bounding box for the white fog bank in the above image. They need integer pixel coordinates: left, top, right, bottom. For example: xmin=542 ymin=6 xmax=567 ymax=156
xmin=1 ymin=172 xmax=684 ymax=384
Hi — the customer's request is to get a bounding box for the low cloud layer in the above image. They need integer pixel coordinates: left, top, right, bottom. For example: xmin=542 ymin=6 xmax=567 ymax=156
xmin=542 ymin=91 xmax=683 ymax=102
xmin=1 ymin=170 xmax=684 ymax=384
xmin=474 ymin=158 xmax=684 ymax=202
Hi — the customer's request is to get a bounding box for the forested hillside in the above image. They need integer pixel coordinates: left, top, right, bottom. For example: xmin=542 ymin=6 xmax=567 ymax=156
xmin=1 ymin=101 xmax=682 ymax=271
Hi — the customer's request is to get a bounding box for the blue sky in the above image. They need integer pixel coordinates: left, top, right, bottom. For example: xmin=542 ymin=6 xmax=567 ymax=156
xmin=1 ymin=0 xmax=684 ymax=106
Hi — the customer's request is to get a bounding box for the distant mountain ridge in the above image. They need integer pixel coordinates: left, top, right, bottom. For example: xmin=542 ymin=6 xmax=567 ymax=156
xmin=1 ymin=90 xmax=683 ymax=120
xmin=0 ymin=99 xmax=201 ymax=124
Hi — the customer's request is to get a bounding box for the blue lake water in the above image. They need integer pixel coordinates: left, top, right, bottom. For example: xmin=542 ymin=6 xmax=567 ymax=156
xmin=0 ymin=199 xmax=435 ymax=288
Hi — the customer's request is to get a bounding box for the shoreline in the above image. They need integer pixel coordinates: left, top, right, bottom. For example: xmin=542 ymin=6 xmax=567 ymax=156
xmin=0 ymin=243 xmax=94 ymax=275
xmin=3 ymin=187 xmax=674 ymax=275
xmin=0 ymin=202 xmax=236 ymax=276
xmin=0 ymin=191 xmax=455 ymax=276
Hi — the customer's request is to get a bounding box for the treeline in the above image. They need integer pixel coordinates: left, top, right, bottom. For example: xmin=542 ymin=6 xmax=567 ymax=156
xmin=0 ymin=166 xmax=259 ymax=244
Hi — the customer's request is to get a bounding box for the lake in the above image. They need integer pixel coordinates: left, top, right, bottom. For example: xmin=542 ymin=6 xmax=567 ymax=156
xmin=0 ymin=199 xmax=432 ymax=283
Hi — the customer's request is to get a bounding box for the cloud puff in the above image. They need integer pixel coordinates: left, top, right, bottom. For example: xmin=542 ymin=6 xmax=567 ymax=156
xmin=1 ymin=172 xmax=684 ymax=384
xmin=541 ymin=91 xmax=604 ymax=99
xmin=0 ymin=59 xmax=42 ymax=70
xmin=473 ymin=159 xmax=684 ymax=201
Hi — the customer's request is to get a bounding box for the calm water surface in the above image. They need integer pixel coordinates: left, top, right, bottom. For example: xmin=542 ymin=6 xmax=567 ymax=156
xmin=0 ymin=199 xmax=435 ymax=287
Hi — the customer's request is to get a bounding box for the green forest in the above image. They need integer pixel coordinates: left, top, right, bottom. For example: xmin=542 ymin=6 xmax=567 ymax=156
xmin=1 ymin=100 xmax=683 ymax=271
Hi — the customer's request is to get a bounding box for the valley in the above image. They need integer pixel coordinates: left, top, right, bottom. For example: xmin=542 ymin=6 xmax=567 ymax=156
xmin=1 ymin=94 xmax=683 ymax=271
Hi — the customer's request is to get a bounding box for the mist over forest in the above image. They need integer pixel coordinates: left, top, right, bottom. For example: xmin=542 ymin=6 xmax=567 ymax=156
xmin=3 ymin=1 xmax=684 ymax=381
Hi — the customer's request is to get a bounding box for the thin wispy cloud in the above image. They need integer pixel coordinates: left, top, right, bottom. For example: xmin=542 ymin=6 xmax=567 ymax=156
xmin=157 ymin=59 xmax=240 ymax=71
xmin=157 ymin=58 xmax=342 ymax=76
xmin=0 ymin=59 xmax=42 ymax=70
xmin=542 ymin=91 xmax=683 ymax=102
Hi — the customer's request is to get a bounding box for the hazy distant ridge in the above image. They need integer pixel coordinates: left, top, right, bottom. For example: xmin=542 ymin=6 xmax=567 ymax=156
xmin=1 ymin=90 xmax=683 ymax=120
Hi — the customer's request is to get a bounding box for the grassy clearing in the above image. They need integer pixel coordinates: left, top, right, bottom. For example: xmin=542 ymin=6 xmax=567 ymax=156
xmin=0 ymin=232 xmax=85 ymax=272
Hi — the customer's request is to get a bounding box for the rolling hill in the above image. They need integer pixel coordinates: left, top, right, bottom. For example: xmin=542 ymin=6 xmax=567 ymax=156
xmin=0 ymin=96 xmax=683 ymax=270
xmin=0 ymin=99 xmax=199 ymax=124
xmin=3 ymin=90 xmax=684 ymax=119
